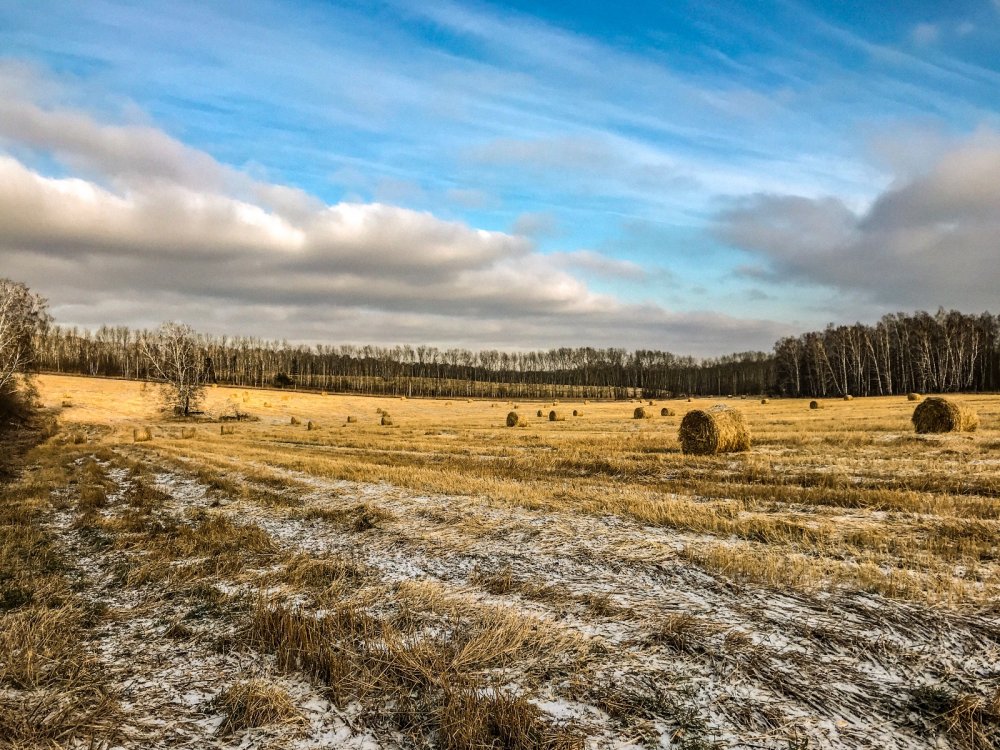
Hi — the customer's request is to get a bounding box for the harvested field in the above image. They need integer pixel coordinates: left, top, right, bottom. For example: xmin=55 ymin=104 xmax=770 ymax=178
xmin=2 ymin=373 xmax=998 ymax=750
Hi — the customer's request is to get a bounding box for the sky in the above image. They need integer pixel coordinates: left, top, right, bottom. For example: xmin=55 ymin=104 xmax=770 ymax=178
xmin=1 ymin=0 xmax=999 ymax=356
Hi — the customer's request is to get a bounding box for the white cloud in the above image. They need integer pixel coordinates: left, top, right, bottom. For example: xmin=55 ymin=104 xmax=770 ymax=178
xmin=0 ymin=94 xmax=786 ymax=354
xmin=714 ymin=129 xmax=1000 ymax=310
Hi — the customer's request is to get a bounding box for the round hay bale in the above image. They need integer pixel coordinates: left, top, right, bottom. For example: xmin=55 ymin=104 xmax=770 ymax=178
xmin=634 ymin=406 xmax=653 ymax=419
xmin=843 ymin=395 xmax=853 ymax=401
xmin=686 ymin=397 xmax=693 ymax=402
xmin=573 ymin=409 xmax=583 ymax=417
xmin=346 ymin=416 xmax=357 ymax=423
xmin=809 ymin=400 xmax=821 ymax=410
xmin=912 ymin=397 xmax=979 ymax=434
xmin=679 ymin=406 xmax=751 ymax=455
xmin=660 ymin=407 xmax=675 ymax=417
xmin=290 ymin=416 xmax=301 ymax=425
xmin=648 ymin=400 xmax=654 ymax=406
xmin=307 ymin=420 xmax=318 ymax=431
xmin=376 ymin=407 xmax=384 ymax=415
xmin=548 ymin=410 xmax=565 ymax=422
xmin=907 ymin=392 xmax=921 ymax=401
xmin=760 ymin=398 xmax=769 ymax=404
xmin=536 ymin=409 xmax=544 ymax=417
xmin=506 ymin=411 xmax=526 ymax=427
xmin=381 ymin=414 xmax=393 ymax=426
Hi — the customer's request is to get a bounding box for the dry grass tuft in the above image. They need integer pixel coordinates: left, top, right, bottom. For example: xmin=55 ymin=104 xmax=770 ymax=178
xmin=214 ymin=678 xmax=304 ymax=735
xmin=679 ymin=405 xmax=750 ymax=455
xmin=133 ymin=426 xmax=153 ymax=443
xmin=913 ymin=397 xmax=979 ymax=434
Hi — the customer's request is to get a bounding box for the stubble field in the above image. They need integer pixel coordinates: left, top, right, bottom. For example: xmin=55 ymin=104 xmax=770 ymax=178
xmin=2 ymin=373 xmax=998 ymax=750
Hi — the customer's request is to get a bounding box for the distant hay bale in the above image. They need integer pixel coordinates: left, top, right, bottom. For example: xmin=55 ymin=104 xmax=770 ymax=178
xmin=548 ymin=410 xmax=565 ymax=422
xmin=307 ymin=420 xmax=318 ymax=431
xmin=740 ymin=394 xmax=747 ymax=400
xmin=61 ymin=400 xmax=73 ymax=408
xmin=907 ymin=392 xmax=922 ymax=401
xmin=843 ymin=395 xmax=853 ymax=401
xmin=346 ymin=416 xmax=357 ymax=423
xmin=506 ymin=411 xmax=526 ymax=427
xmin=660 ymin=407 xmax=675 ymax=417
xmin=679 ymin=406 xmax=751 ymax=455
xmin=536 ymin=409 xmax=544 ymax=417
xmin=912 ymin=397 xmax=979 ymax=434
xmin=220 ymin=425 xmax=235 ymax=435
xmin=809 ymin=400 xmax=821 ymax=410
xmin=133 ymin=427 xmax=153 ymax=443
xmin=686 ymin=398 xmax=693 ymax=402
xmin=376 ymin=408 xmax=384 ymax=415
xmin=263 ymin=402 xmax=270 ymax=407
xmin=584 ymin=400 xmax=590 ymax=404
xmin=634 ymin=406 xmax=653 ymax=419
xmin=381 ymin=414 xmax=393 ymax=426
xmin=573 ymin=409 xmax=583 ymax=417
xmin=760 ymin=398 xmax=769 ymax=404
xmin=648 ymin=400 xmax=654 ymax=406
xmin=290 ymin=416 xmax=301 ymax=426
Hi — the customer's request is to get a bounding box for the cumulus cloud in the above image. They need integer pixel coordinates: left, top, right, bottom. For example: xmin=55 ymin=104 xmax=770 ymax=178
xmin=0 ymin=91 xmax=787 ymax=354
xmin=714 ymin=129 xmax=1000 ymax=309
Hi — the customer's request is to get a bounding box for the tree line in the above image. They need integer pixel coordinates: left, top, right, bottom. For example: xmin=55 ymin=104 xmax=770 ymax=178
xmin=5 ymin=276 xmax=999 ymax=401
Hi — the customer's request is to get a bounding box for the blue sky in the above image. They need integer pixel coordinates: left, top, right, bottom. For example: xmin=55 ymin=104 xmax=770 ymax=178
xmin=1 ymin=1 xmax=999 ymax=354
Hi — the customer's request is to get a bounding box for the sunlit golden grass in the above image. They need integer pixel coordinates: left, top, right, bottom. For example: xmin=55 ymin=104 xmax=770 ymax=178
xmin=34 ymin=374 xmax=1000 ymax=607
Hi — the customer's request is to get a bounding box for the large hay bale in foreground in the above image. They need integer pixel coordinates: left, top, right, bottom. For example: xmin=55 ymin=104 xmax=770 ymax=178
xmin=912 ymin=397 xmax=979 ymax=434
xmin=660 ymin=407 xmax=675 ymax=417
xmin=634 ymin=406 xmax=653 ymax=419
xmin=381 ymin=414 xmax=393 ymax=426
xmin=548 ymin=410 xmax=565 ymax=422
xmin=809 ymin=400 xmax=821 ymax=410
xmin=907 ymin=392 xmax=921 ymax=401
xmin=506 ymin=411 xmax=526 ymax=427
xmin=679 ymin=406 xmax=751 ymax=455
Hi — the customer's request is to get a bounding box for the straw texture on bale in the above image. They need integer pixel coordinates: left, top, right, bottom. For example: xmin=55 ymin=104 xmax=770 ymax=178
xmin=809 ymin=400 xmax=821 ymax=410
xmin=506 ymin=411 xmax=526 ymax=427
xmin=380 ymin=414 xmax=393 ymax=426
xmin=660 ymin=407 xmax=675 ymax=417
xmin=133 ymin=427 xmax=153 ymax=443
xmin=679 ymin=406 xmax=751 ymax=455
xmin=907 ymin=392 xmax=922 ymax=401
xmin=633 ymin=406 xmax=653 ymax=419
xmin=912 ymin=397 xmax=979 ymax=434
xmin=548 ymin=410 xmax=565 ymax=422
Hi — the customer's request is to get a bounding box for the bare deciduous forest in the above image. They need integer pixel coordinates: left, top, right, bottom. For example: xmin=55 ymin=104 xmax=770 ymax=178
xmin=32 ymin=308 xmax=1000 ymax=399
